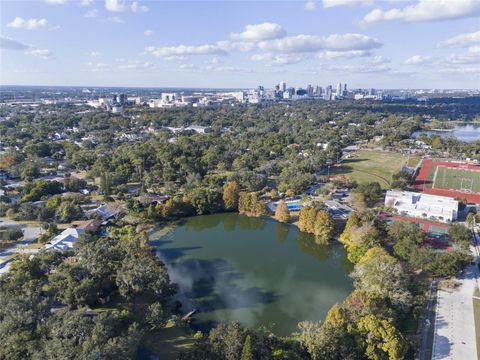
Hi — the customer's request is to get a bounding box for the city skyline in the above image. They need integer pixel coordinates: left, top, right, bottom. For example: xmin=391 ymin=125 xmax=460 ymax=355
xmin=1 ymin=0 xmax=480 ymax=89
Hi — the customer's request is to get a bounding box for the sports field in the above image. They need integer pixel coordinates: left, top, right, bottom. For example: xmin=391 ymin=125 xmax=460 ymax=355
xmin=429 ymin=166 xmax=480 ymax=193
xmin=333 ymin=151 xmax=420 ymax=189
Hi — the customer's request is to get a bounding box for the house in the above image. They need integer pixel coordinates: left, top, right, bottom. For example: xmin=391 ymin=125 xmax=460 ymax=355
xmin=86 ymin=203 xmax=124 ymax=220
xmin=45 ymin=228 xmax=84 ymax=251
xmin=385 ymin=190 xmax=458 ymax=223
xmin=71 ymin=219 xmax=102 ymax=233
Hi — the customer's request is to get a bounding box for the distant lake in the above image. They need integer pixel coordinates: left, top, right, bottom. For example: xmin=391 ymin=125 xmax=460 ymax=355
xmin=149 ymin=213 xmax=353 ymax=335
xmin=412 ymin=124 xmax=480 ymax=142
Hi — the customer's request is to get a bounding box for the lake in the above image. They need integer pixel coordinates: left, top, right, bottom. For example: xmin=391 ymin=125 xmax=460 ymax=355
xmin=149 ymin=213 xmax=353 ymax=335
xmin=412 ymin=123 xmax=480 ymax=142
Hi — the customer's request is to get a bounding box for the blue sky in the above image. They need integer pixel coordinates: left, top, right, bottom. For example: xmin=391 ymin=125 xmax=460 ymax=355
xmin=1 ymin=0 xmax=479 ymax=88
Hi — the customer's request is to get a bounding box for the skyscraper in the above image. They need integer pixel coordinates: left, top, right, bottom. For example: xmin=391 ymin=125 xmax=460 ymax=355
xmin=336 ymin=83 xmax=342 ymax=96
xmin=279 ymin=81 xmax=287 ymax=92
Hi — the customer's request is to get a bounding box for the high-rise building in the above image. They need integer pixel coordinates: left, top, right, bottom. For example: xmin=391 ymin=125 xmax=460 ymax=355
xmin=307 ymin=84 xmax=313 ymax=97
xmin=336 ymin=83 xmax=342 ymax=96
xmin=279 ymin=81 xmax=287 ymax=92
xmin=343 ymin=83 xmax=347 ymax=94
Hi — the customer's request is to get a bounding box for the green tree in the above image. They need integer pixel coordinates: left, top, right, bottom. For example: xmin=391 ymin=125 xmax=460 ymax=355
xmin=448 ymin=223 xmax=472 ymax=250
xmin=241 ymin=335 xmax=254 ymax=360
xmin=390 ymin=222 xmax=426 ymax=264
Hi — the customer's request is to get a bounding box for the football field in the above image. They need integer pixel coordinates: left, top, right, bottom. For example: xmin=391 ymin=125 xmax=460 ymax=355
xmin=431 ymin=166 xmax=480 ymax=193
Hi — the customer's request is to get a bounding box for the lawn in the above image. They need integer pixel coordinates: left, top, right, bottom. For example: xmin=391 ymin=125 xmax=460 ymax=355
xmin=431 ymin=166 xmax=480 ymax=193
xmin=332 ymin=151 xmax=419 ymax=189
xmin=143 ymin=322 xmax=195 ymax=360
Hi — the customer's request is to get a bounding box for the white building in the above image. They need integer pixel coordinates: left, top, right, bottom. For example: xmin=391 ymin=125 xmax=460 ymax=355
xmin=45 ymin=228 xmax=84 ymax=251
xmin=385 ymin=190 xmax=458 ymax=223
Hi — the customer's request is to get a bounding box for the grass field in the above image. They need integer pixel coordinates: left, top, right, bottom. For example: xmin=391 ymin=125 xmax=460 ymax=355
xmin=332 ymin=151 xmax=419 ymax=189
xmin=429 ymin=166 xmax=480 ymax=193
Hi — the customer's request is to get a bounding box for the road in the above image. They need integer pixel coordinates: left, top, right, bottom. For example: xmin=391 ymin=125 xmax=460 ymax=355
xmin=0 ymin=219 xmax=42 ymax=275
xmin=431 ymin=251 xmax=478 ymax=359
xmin=419 ymin=280 xmax=437 ymax=360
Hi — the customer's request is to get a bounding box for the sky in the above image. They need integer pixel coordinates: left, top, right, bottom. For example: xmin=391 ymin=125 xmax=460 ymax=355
xmin=0 ymin=0 xmax=479 ymax=89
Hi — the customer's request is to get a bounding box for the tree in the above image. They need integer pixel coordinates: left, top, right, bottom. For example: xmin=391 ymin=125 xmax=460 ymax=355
xmin=275 ymin=200 xmax=291 ymax=223
xmin=241 ymin=335 xmax=254 ymax=360
xmin=466 ymin=212 xmax=475 ymax=228
xmin=298 ymin=206 xmax=317 ymax=234
xmin=223 ymin=181 xmax=240 ymax=211
xmin=356 ymin=314 xmax=407 ymax=360
xmin=238 ymin=192 xmax=266 ymax=218
xmin=352 ymin=247 xmax=412 ymax=310
xmin=390 ymin=222 xmax=426 ymax=264
xmin=448 ymin=223 xmax=472 ymax=250
xmin=391 ymin=171 xmax=413 ymax=190
xmin=57 ymin=201 xmax=83 ymax=223
xmin=313 ymin=210 xmax=334 ymax=243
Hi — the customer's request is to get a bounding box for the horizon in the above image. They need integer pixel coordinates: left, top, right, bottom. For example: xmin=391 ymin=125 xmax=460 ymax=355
xmin=1 ymin=0 xmax=480 ymax=88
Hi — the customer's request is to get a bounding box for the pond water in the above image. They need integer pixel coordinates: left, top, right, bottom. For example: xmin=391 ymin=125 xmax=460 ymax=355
xmin=412 ymin=123 xmax=480 ymax=142
xmin=149 ymin=213 xmax=353 ymax=336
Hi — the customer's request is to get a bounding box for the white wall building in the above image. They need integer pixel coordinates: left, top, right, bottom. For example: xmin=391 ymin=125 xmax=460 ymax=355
xmin=385 ymin=190 xmax=458 ymax=223
xmin=45 ymin=228 xmax=84 ymax=251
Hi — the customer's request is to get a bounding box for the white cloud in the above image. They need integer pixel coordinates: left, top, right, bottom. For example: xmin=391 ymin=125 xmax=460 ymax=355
xmin=230 ymin=23 xmax=286 ymax=41
xmin=447 ymin=46 xmax=480 ymax=64
xmin=438 ymin=30 xmax=480 ymax=48
xmin=105 ymin=0 xmax=126 ymax=12
xmin=89 ymin=51 xmax=102 ymax=57
xmin=45 ymin=0 xmax=67 ymax=4
xmin=304 ymin=1 xmax=317 ymax=11
xmin=369 ymin=55 xmax=390 ymax=65
xmin=362 ymin=0 xmax=480 ymax=25
xmin=7 ymin=17 xmax=49 ymax=30
xmin=144 ymin=29 xmax=154 ymax=36
xmin=211 ymin=57 xmax=220 ymax=64
xmin=317 ymin=49 xmax=371 ymax=59
xmin=145 ymin=44 xmax=227 ymax=58
xmin=84 ymin=9 xmax=99 ymax=17
xmin=323 ymin=0 xmax=374 ymax=8
xmin=258 ymin=33 xmax=381 ymax=53
xmin=163 ymin=55 xmax=187 ymax=61
xmin=117 ymin=60 xmax=155 ymax=70
xmin=216 ymin=40 xmax=256 ymax=53
xmin=80 ymin=0 xmax=94 ymax=5
xmin=105 ymin=0 xmax=148 ymax=13
xmin=404 ymin=55 xmax=434 ymax=65
xmin=85 ymin=62 xmax=111 ymax=72
xmin=179 ymin=64 xmax=253 ymax=73
xmin=131 ymin=1 xmax=148 ymax=13
xmin=250 ymin=53 xmax=303 ymax=65
xmin=26 ymin=49 xmax=52 ymax=59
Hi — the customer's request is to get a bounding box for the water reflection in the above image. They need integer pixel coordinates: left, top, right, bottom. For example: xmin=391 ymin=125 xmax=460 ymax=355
xmin=153 ymin=213 xmax=353 ymax=335
xmin=275 ymin=223 xmax=289 ymax=244
xmin=295 ymin=232 xmax=332 ymax=261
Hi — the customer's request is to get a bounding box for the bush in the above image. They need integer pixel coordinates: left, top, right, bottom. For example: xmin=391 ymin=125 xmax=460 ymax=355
xmin=0 ymin=227 xmax=23 ymax=242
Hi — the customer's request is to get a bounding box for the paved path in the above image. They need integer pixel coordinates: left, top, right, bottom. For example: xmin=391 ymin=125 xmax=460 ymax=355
xmin=432 ymin=256 xmax=478 ymax=359
xmin=0 ymin=220 xmax=42 ymax=275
